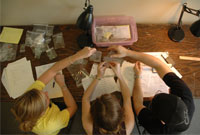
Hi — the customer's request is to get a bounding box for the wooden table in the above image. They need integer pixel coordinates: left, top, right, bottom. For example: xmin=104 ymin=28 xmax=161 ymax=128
xmin=0 ymin=24 xmax=200 ymax=102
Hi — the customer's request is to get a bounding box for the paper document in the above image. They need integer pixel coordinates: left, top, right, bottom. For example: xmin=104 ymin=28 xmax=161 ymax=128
xmin=120 ymin=61 xmax=169 ymax=97
xmin=0 ymin=27 xmax=23 ymax=44
xmin=1 ymin=57 xmax=34 ymax=99
xmin=121 ymin=52 xmax=182 ymax=97
xmin=140 ymin=65 xmax=169 ymax=97
xmin=35 ymin=63 xmax=63 ymax=99
xmin=82 ymin=63 xmax=119 ymax=101
xmin=82 ymin=77 xmax=120 ymax=101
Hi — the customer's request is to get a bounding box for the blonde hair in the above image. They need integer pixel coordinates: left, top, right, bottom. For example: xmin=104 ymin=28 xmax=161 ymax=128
xmin=11 ymin=89 xmax=47 ymax=132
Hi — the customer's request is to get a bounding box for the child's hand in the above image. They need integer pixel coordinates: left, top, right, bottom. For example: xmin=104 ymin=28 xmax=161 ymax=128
xmin=108 ymin=45 xmax=129 ymax=58
xmin=108 ymin=62 xmax=122 ymax=78
xmin=75 ymin=47 xmax=96 ymax=59
xmin=54 ymin=73 xmax=66 ymax=87
xmin=97 ymin=62 xmax=107 ymax=78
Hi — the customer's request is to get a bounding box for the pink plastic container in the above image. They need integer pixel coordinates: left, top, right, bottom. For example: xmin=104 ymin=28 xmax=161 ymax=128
xmin=92 ymin=16 xmax=138 ymax=47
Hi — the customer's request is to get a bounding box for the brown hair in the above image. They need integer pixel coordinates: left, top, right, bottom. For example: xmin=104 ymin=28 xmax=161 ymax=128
xmin=11 ymin=89 xmax=47 ymax=132
xmin=91 ymin=94 xmax=124 ymax=134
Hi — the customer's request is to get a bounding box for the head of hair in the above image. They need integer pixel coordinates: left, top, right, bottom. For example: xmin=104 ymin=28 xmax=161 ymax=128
xmin=91 ymin=94 xmax=124 ymax=133
xmin=151 ymin=93 xmax=188 ymax=126
xmin=11 ymin=89 xmax=47 ymax=132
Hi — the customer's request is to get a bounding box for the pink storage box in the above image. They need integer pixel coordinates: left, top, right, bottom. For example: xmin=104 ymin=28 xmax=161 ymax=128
xmin=92 ymin=16 xmax=138 ymax=47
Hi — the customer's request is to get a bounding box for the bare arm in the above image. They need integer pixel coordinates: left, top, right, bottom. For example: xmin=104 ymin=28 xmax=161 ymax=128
xmin=82 ymin=62 xmax=106 ymax=135
xmin=38 ymin=47 xmax=96 ymax=85
xmin=132 ymin=62 xmax=145 ymax=115
xmin=126 ymin=51 xmax=172 ymax=78
xmin=82 ymin=78 xmax=100 ymax=135
xmin=108 ymin=46 xmax=172 ymax=79
xmin=109 ymin=62 xmax=134 ymax=134
xmin=118 ymin=76 xmax=135 ymax=134
xmin=55 ymin=73 xmax=77 ymax=118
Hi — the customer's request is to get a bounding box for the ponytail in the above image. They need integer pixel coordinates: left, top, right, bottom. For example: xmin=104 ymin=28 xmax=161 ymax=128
xmin=11 ymin=89 xmax=47 ymax=132
xmin=20 ymin=120 xmax=37 ymax=132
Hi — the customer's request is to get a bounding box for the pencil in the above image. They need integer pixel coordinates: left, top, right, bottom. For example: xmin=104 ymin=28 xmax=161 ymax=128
xmin=53 ymin=82 xmax=55 ymax=88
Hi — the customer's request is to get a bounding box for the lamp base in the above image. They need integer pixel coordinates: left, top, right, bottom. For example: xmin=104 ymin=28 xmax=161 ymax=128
xmin=168 ymin=26 xmax=185 ymax=42
xmin=77 ymin=33 xmax=94 ymax=49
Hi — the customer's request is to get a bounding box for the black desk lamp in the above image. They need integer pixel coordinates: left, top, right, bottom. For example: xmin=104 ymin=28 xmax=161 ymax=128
xmin=168 ymin=3 xmax=200 ymax=42
xmin=76 ymin=0 xmax=94 ymax=48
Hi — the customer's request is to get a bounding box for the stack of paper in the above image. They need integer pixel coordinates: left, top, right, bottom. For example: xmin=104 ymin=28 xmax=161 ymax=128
xmin=1 ymin=57 xmax=34 ymax=99
xmin=35 ymin=63 xmax=63 ymax=99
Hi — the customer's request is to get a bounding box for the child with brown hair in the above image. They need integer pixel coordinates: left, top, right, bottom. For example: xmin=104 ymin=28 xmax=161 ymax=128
xmin=82 ymin=62 xmax=135 ymax=135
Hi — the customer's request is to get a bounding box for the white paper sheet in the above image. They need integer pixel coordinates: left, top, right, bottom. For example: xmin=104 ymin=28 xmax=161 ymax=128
xmin=82 ymin=77 xmax=120 ymax=101
xmin=120 ymin=61 xmax=169 ymax=97
xmin=35 ymin=63 xmax=63 ymax=99
xmin=141 ymin=66 xmax=169 ymax=97
xmin=82 ymin=63 xmax=119 ymax=101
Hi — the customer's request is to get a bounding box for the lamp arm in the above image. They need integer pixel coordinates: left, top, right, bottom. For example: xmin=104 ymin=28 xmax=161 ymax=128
xmin=177 ymin=4 xmax=186 ymax=27
xmin=184 ymin=6 xmax=200 ymax=17
xmin=177 ymin=3 xmax=200 ymax=28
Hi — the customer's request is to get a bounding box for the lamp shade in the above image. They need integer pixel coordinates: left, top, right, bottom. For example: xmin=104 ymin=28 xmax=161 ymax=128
xmin=76 ymin=5 xmax=94 ymax=48
xmin=190 ymin=19 xmax=200 ymax=37
xmin=76 ymin=5 xmax=93 ymax=31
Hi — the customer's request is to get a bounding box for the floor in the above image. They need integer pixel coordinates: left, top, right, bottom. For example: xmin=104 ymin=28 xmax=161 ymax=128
xmin=1 ymin=99 xmax=200 ymax=135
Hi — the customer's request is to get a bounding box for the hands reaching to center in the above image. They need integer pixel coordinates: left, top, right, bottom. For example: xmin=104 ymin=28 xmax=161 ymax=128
xmin=75 ymin=47 xmax=97 ymax=59
xmin=108 ymin=45 xmax=130 ymax=58
xmin=96 ymin=61 xmax=122 ymax=80
xmin=79 ymin=46 xmax=142 ymax=80
xmin=108 ymin=62 xmax=122 ymax=79
xmin=97 ymin=62 xmax=107 ymax=79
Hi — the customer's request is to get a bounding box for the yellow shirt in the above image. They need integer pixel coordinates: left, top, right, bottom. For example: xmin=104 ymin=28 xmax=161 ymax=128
xmin=28 ymin=80 xmax=70 ymax=135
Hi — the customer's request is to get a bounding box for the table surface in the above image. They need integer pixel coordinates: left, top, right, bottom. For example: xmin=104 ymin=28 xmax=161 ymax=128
xmin=0 ymin=24 xmax=200 ymax=102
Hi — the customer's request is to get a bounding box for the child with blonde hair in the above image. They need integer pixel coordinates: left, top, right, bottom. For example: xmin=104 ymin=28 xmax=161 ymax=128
xmin=12 ymin=47 xmax=96 ymax=135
